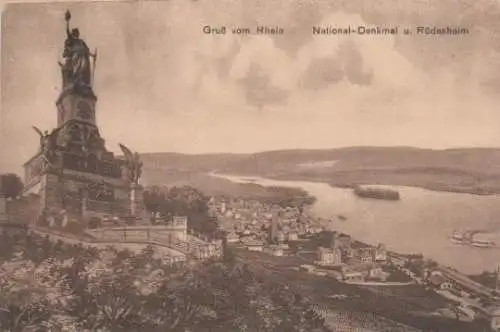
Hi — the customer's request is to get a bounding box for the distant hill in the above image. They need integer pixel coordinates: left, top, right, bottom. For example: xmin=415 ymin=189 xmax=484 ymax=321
xmin=223 ymin=147 xmax=500 ymax=175
xmin=140 ymin=152 xmax=248 ymax=173
xmin=140 ymin=147 xmax=500 ymax=195
xmin=141 ymin=147 xmax=500 ymax=176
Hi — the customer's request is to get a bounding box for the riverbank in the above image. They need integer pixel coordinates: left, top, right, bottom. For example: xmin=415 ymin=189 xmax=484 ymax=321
xmin=328 ymin=182 xmax=497 ymax=196
xmin=143 ymin=171 xmax=316 ymax=207
xmin=215 ymin=149 xmax=500 ymax=197
xmin=207 ymin=167 xmax=499 ymax=196
xmin=209 ymin=168 xmax=500 ymax=196
xmin=212 ymin=173 xmax=500 ymax=275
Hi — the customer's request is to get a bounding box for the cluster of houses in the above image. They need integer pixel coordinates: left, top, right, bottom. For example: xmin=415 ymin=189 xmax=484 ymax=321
xmin=210 ymin=195 xmax=396 ymax=284
xmin=314 ymin=232 xmax=390 ymax=283
xmin=209 ymin=196 xmax=324 ymax=246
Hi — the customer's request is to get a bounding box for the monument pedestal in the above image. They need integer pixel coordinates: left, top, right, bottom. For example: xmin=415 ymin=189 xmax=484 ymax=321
xmin=130 ymin=184 xmax=148 ymax=221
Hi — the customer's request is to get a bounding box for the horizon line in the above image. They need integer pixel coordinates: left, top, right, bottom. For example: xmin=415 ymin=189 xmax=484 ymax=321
xmin=137 ymin=145 xmax=500 ymax=156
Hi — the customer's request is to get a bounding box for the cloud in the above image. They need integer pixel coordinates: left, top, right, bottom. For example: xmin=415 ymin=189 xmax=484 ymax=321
xmin=300 ymin=41 xmax=373 ymax=90
xmin=237 ymin=63 xmax=289 ymax=108
xmin=3 ymin=0 xmax=500 ymax=174
xmin=301 ymin=56 xmax=345 ymax=89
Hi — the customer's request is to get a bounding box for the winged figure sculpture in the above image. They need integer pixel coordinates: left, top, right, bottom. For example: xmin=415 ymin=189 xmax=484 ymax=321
xmin=119 ymin=143 xmax=134 ymax=161
xmin=32 ymin=126 xmax=48 ymax=150
xmin=32 ymin=126 xmax=60 ymax=168
xmin=119 ymin=143 xmax=143 ymax=184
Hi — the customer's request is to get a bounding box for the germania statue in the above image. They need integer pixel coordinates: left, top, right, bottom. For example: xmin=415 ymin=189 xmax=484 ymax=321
xmin=59 ymin=10 xmax=97 ymax=88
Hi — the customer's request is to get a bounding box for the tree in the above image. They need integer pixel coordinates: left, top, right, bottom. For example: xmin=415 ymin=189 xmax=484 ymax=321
xmin=65 ymin=253 xmax=146 ymax=331
xmin=0 ymin=173 xmax=24 ymax=199
xmin=0 ymin=232 xmax=332 ymax=332
xmin=0 ymin=276 xmax=52 ymax=332
xmin=144 ymin=185 xmax=217 ymax=237
xmin=164 ymin=186 xmax=208 ymax=215
xmin=167 ymin=186 xmax=217 ymax=235
xmin=142 ymin=186 xmax=167 ymax=221
xmin=0 ymin=232 xmax=16 ymax=263
xmin=143 ymin=270 xmax=215 ymax=331
xmin=0 ymin=259 xmax=78 ymax=332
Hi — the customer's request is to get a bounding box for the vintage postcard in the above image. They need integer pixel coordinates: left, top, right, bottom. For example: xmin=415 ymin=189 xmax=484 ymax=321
xmin=0 ymin=1 xmax=498 ymax=331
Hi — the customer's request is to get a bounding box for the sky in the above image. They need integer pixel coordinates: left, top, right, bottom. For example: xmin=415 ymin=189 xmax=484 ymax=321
xmin=2 ymin=0 xmax=500 ymax=173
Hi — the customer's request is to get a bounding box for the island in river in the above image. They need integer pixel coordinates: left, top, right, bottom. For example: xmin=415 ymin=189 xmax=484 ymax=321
xmin=352 ymin=185 xmax=401 ymax=201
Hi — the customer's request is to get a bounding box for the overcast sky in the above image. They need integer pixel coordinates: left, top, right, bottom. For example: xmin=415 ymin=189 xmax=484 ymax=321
xmin=2 ymin=0 xmax=500 ymax=173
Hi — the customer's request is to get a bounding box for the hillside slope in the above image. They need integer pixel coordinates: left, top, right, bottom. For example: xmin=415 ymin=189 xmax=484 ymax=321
xmin=140 ymin=147 xmax=500 ymax=195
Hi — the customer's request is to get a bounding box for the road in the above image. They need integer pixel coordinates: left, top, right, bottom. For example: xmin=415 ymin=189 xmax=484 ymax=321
xmin=436 ymin=265 xmax=495 ymax=299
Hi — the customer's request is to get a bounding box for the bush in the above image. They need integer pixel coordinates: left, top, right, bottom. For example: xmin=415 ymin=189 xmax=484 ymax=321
xmin=0 ymin=173 xmax=24 ymax=198
xmin=37 ymin=216 xmax=49 ymax=227
xmin=384 ymin=267 xmax=412 ymax=282
xmin=65 ymin=221 xmax=85 ymax=234
xmin=49 ymin=216 xmax=64 ymax=229
xmin=88 ymin=217 xmax=101 ymax=229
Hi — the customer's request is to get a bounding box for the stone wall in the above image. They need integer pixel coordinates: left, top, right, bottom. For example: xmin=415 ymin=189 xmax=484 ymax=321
xmin=0 ymin=195 xmax=7 ymax=221
xmin=44 ymin=173 xmax=63 ymax=213
xmin=23 ymin=153 xmax=45 ymax=187
xmin=5 ymin=194 xmax=41 ymax=224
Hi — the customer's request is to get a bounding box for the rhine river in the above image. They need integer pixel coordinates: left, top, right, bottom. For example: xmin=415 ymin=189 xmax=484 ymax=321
xmin=214 ymin=173 xmax=500 ymax=275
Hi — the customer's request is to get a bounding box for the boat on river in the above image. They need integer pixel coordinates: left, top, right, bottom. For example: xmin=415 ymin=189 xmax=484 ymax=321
xmin=450 ymin=230 xmax=497 ymax=248
xmin=471 ymin=239 xmax=495 ymax=248
xmin=471 ymin=233 xmax=496 ymax=248
xmin=450 ymin=230 xmax=472 ymax=245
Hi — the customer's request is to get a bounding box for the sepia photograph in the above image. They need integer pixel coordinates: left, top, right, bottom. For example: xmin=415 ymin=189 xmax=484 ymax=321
xmin=1 ymin=0 xmax=500 ymax=331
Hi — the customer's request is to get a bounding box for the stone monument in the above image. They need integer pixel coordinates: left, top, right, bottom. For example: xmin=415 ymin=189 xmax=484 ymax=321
xmin=22 ymin=10 xmax=146 ymax=223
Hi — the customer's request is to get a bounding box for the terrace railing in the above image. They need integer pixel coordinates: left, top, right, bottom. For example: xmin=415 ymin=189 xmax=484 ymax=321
xmin=86 ymin=226 xmax=223 ymax=260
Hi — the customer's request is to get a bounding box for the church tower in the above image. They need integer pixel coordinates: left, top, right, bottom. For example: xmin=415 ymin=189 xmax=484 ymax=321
xmin=22 ymin=10 xmax=145 ymax=224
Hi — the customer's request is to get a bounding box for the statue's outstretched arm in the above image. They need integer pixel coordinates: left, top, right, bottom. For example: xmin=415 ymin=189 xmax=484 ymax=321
xmin=32 ymin=126 xmax=43 ymax=138
xmin=65 ymin=10 xmax=72 ymax=38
